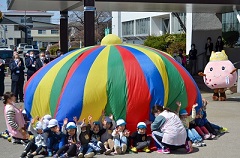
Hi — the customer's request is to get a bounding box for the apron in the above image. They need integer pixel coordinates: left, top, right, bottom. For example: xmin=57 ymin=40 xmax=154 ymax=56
xmin=160 ymin=110 xmax=187 ymax=145
xmin=4 ymin=104 xmax=26 ymax=139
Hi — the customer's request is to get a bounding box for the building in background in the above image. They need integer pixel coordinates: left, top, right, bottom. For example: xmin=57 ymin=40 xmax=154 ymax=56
xmin=2 ymin=10 xmax=54 ymax=46
xmin=222 ymin=11 xmax=240 ymax=33
xmin=112 ymin=12 xmax=186 ymax=44
xmin=31 ymin=21 xmax=59 ymax=49
xmin=0 ymin=17 xmax=26 ymax=49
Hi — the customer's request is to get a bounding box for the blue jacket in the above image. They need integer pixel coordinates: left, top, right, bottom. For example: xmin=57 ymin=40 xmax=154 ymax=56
xmin=195 ymin=110 xmax=208 ymax=126
xmin=9 ymin=59 xmax=25 ymax=82
xmin=25 ymin=57 xmax=36 ymax=76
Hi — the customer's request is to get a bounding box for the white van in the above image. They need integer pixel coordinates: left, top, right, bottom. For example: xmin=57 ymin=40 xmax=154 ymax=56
xmin=17 ymin=43 xmax=27 ymax=54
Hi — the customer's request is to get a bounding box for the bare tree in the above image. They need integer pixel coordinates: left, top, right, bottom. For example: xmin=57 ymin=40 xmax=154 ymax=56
xmin=68 ymin=11 xmax=112 ymax=44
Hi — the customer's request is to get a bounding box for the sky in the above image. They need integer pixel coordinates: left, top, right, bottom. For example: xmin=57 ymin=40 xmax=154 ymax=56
xmin=0 ymin=0 xmax=60 ymax=24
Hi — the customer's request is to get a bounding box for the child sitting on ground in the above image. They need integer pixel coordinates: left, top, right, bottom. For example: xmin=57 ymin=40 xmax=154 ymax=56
xmin=77 ymin=116 xmax=95 ymax=158
xmin=112 ymin=119 xmax=130 ymax=155
xmin=88 ymin=121 xmax=108 ymax=154
xmin=20 ymin=118 xmax=47 ymax=158
xmin=44 ymin=119 xmax=66 ymax=157
xmin=176 ymin=102 xmax=206 ymax=149
xmin=201 ymin=99 xmax=228 ymax=133
xmin=53 ymin=117 xmax=81 ymax=158
xmin=195 ymin=100 xmax=218 ymax=139
xmin=41 ymin=114 xmax=52 ymax=130
xmin=130 ymin=122 xmax=151 ymax=153
xmin=99 ymin=111 xmax=115 ymax=154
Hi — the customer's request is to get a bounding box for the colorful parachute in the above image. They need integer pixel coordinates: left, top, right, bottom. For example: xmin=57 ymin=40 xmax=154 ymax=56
xmin=24 ymin=35 xmax=202 ymax=132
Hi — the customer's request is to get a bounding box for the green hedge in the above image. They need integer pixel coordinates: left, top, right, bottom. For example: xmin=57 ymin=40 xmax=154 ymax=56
xmin=144 ymin=34 xmax=186 ymax=54
xmin=39 ymin=47 xmax=46 ymax=52
xmin=49 ymin=45 xmax=59 ymax=55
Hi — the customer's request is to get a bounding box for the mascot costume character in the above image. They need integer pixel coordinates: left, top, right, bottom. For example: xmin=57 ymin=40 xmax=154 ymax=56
xmin=199 ymin=50 xmax=237 ymax=101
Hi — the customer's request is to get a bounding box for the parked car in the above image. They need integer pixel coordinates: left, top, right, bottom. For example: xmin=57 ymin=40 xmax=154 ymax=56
xmin=0 ymin=48 xmax=13 ymax=67
xmin=23 ymin=45 xmax=34 ymax=54
xmin=0 ymin=46 xmax=9 ymax=49
xmin=24 ymin=49 xmax=40 ymax=58
xmin=17 ymin=43 xmax=27 ymax=54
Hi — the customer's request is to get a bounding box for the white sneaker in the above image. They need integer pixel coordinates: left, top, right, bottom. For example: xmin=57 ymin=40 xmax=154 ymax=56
xmin=201 ymin=142 xmax=207 ymax=146
xmin=84 ymin=152 xmax=94 ymax=158
xmin=78 ymin=153 xmax=83 ymax=158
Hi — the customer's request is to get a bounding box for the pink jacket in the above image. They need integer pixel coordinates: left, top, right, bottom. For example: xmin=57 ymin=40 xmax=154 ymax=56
xmin=4 ymin=104 xmax=26 ymax=139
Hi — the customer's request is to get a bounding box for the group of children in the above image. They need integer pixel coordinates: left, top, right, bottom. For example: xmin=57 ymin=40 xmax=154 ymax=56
xmin=16 ymin=111 xmax=152 ymax=158
xmin=176 ymin=99 xmax=227 ymax=153
xmin=1 ymin=94 xmax=228 ymax=158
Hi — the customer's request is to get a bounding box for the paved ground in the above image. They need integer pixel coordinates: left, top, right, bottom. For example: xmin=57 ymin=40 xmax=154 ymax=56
xmin=0 ymin=76 xmax=240 ymax=158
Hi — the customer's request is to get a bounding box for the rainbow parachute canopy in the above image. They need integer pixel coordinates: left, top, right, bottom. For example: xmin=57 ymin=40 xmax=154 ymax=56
xmin=24 ymin=35 xmax=202 ymax=131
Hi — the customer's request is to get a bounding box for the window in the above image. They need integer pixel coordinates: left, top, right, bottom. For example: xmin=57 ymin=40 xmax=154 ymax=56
xmin=163 ymin=19 xmax=170 ymax=34
xmin=51 ymin=30 xmax=59 ymax=34
xmin=122 ymin=20 xmax=134 ymax=36
xmin=222 ymin=12 xmax=240 ymax=32
xmin=136 ymin=18 xmax=150 ymax=35
xmin=38 ymin=30 xmax=46 ymax=34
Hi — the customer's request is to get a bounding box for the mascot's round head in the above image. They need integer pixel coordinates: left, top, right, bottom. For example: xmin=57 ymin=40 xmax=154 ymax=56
xmin=203 ymin=50 xmax=237 ymax=89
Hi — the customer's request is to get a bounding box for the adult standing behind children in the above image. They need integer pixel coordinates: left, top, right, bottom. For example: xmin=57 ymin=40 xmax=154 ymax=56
xmin=205 ymin=37 xmax=213 ymax=63
xmin=36 ymin=52 xmax=49 ymax=71
xmin=189 ymin=44 xmax=198 ymax=75
xmin=151 ymin=105 xmax=187 ymax=154
xmin=26 ymin=51 xmax=37 ymax=80
xmin=9 ymin=54 xmax=25 ymax=103
xmin=3 ymin=92 xmax=28 ymax=143
xmin=215 ymin=36 xmax=224 ymax=52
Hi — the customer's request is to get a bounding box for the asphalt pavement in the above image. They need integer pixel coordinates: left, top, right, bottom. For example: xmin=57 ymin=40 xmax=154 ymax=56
xmin=0 ymin=76 xmax=240 ymax=158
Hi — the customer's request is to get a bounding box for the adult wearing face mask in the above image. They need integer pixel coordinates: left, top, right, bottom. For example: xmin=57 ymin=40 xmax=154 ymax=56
xmin=45 ymin=51 xmax=52 ymax=62
xmin=205 ymin=37 xmax=213 ymax=63
xmin=215 ymin=36 xmax=224 ymax=52
xmin=25 ymin=51 xmax=37 ymax=80
xmin=189 ymin=44 xmax=198 ymax=76
xmin=36 ymin=52 xmax=49 ymax=71
xmin=9 ymin=54 xmax=25 ymax=103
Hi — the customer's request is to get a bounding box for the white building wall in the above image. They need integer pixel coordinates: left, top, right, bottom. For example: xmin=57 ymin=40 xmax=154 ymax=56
xmin=112 ymin=11 xmax=183 ymax=45
xmin=120 ymin=12 xmax=170 ymax=22
xmin=186 ymin=13 xmax=193 ymax=55
xmin=151 ymin=17 xmax=161 ymax=36
xmin=31 ymin=30 xmax=59 ymax=37
xmin=112 ymin=12 xmax=171 ymax=37
xmin=0 ymin=24 xmax=25 ymax=48
xmin=112 ymin=12 xmax=121 ymax=36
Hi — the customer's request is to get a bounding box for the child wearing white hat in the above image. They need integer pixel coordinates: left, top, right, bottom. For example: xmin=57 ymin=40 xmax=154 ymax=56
xmin=112 ymin=119 xmax=130 ymax=155
xmin=41 ymin=114 xmax=52 ymax=130
xmin=53 ymin=117 xmax=81 ymax=158
xmin=20 ymin=118 xmax=47 ymax=158
xmin=130 ymin=122 xmax=151 ymax=153
xmin=44 ymin=119 xmax=66 ymax=157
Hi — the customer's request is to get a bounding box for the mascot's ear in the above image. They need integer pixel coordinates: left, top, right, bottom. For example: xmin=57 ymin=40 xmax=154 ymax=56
xmin=221 ymin=50 xmax=225 ymax=54
xmin=211 ymin=51 xmax=215 ymax=55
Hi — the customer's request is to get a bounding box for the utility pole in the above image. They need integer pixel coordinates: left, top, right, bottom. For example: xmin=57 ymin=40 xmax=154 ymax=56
xmin=24 ymin=10 xmax=28 ymax=43
xmin=84 ymin=0 xmax=95 ymax=47
xmin=60 ymin=11 xmax=68 ymax=54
